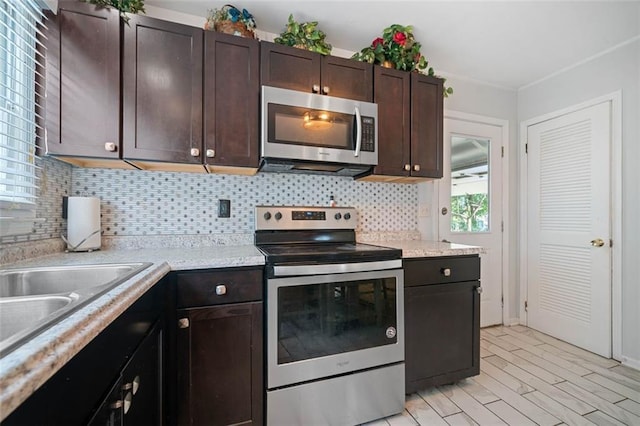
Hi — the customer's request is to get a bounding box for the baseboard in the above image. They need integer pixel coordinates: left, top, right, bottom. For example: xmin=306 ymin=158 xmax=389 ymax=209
xmin=620 ymin=356 xmax=640 ymax=371
xmin=504 ymin=318 xmax=521 ymax=326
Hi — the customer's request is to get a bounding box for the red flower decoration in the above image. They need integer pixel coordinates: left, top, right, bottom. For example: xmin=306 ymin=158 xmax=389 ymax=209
xmin=393 ymin=31 xmax=407 ymax=46
xmin=372 ymin=37 xmax=384 ymax=48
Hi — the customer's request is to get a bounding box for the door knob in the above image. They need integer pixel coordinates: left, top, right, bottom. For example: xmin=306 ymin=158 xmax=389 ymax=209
xmin=590 ymin=238 xmax=605 ymax=247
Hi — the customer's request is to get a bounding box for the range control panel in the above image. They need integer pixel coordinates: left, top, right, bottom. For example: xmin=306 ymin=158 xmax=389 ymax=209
xmin=255 ymin=206 xmax=357 ymax=231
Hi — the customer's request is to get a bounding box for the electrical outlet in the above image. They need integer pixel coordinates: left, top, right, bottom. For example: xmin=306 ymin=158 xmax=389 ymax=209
xmin=418 ymin=204 xmax=430 ymax=217
xmin=218 ymin=199 xmax=230 ymax=218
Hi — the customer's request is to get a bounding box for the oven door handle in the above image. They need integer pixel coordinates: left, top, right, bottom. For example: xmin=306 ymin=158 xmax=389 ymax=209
xmin=272 ymin=259 xmax=402 ymax=277
xmin=354 ymin=106 xmax=362 ymax=157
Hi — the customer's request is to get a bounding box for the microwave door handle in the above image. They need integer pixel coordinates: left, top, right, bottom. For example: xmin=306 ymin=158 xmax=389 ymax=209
xmin=354 ymin=106 xmax=362 ymax=157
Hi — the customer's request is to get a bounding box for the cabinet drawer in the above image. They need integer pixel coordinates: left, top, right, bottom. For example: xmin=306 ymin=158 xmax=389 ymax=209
xmin=404 ymin=255 xmax=480 ymax=287
xmin=176 ymin=267 xmax=263 ymax=308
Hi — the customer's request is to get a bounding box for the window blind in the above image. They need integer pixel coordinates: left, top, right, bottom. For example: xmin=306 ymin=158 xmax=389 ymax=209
xmin=0 ymin=0 xmax=46 ymax=207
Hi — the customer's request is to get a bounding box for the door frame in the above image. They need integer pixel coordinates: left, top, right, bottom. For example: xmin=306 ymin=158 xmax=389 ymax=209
xmin=518 ymin=91 xmax=622 ymax=360
xmin=439 ymin=110 xmax=511 ymax=326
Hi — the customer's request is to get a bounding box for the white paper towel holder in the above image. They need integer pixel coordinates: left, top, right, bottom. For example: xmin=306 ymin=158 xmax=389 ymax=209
xmin=61 ymin=229 xmax=102 ymax=252
xmin=62 ymin=196 xmax=102 ymax=252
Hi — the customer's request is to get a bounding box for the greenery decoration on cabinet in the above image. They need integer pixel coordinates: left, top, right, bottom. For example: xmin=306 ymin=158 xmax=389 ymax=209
xmin=352 ymin=24 xmax=453 ymax=97
xmin=205 ymin=5 xmax=256 ymax=38
xmin=85 ymin=0 xmax=145 ymax=23
xmin=274 ymin=14 xmax=332 ymax=55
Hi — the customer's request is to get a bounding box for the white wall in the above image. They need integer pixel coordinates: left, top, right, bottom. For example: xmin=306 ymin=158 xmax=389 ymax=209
xmin=518 ymin=39 xmax=640 ymax=366
xmin=418 ymin=75 xmax=519 ymax=322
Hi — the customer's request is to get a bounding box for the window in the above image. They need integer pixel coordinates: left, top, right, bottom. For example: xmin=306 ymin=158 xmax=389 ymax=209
xmin=0 ymin=0 xmax=45 ymax=236
xmin=449 ymin=136 xmax=490 ymax=233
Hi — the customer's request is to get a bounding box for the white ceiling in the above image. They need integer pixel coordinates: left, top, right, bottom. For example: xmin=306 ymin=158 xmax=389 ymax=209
xmin=145 ymin=1 xmax=640 ymax=89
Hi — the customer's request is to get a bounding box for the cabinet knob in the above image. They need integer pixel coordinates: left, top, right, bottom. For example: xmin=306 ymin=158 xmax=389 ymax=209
xmin=441 ymin=268 xmax=451 ymax=277
xmin=178 ymin=318 xmax=190 ymax=328
xmin=477 ymin=286 xmax=483 ymax=294
xmin=404 ymin=164 xmax=411 ymax=171
xmin=206 ymin=149 xmax=215 ymax=158
xmin=104 ymin=142 xmax=117 ymax=152
xmin=413 ymin=164 xmax=421 ymax=172
xmin=215 ymin=284 xmax=227 ymax=295
xmin=190 ymin=148 xmax=200 ymax=157
xmin=322 ymin=86 xmax=330 ymax=95
xmin=312 ymin=84 xmax=320 ymax=93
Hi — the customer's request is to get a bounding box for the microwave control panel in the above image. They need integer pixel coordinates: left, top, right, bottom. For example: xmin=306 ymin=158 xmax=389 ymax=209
xmin=361 ymin=117 xmax=375 ymax=152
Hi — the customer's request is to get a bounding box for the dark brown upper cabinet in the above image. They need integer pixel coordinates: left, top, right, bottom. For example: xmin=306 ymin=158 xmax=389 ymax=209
xmin=363 ymin=67 xmax=443 ymax=182
xmin=204 ymin=32 xmax=260 ymax=173
xmin=43 ymin=1 xmax=133 ymax=169
xmin=411 ymin=73 xmax=444 ymax=179
xmin=260 ymin=42 xmax=373 ymax=102
xmin=123 ymin=15 xmax=204 ymax=172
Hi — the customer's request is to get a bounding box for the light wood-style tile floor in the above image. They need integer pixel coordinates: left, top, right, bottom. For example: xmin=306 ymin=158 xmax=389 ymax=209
xmin=369 ymin=325 xmax=640 ymax=426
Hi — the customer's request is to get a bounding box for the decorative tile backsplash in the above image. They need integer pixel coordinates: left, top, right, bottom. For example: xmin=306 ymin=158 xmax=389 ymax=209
xmin=0 ymin=157 xmax=71 ymax=245
xmin=71 ymin=168 xmax=418 ymax=236
xmin=1 ymin=157 xmax=418 ymax=247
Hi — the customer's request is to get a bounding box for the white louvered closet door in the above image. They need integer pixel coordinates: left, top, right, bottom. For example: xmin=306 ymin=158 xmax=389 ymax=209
xmin=527 ymin=101 xmax=611 ymax=357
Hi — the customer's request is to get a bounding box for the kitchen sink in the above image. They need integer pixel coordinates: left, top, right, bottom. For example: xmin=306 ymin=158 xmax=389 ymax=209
xmin=0 ymin=263 xmax=148 ymax=297
xmin=0 ymin=262 xmax=152 ymax=356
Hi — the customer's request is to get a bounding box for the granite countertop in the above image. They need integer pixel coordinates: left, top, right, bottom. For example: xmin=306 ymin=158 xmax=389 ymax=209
xmin=0 ymin=244 xmax=264 ymax=421
xmin=376 ymin=240 xmax=484 ymax=258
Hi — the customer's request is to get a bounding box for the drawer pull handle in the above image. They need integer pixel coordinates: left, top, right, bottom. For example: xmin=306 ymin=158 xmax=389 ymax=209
xmin=178 ymin=318 xmax=190 ymax=328
xmin=132 ymin=375 xmax=140 ymax=395
xmin=123 ymin=391 xmax=132 ymax=414
xmin=442 ymin=268 xmax=451 ymax=277
xmin=216 ymin=284 xmax=227 ymax=296
xmin=477 ymin=286 xmax=483 ymax=294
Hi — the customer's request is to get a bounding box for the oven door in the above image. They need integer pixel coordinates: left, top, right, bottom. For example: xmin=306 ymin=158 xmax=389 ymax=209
xmin=267 ymin=267 xmax=404 ymax=389
xmin=261 ymin=86 xmax=378 ymax=166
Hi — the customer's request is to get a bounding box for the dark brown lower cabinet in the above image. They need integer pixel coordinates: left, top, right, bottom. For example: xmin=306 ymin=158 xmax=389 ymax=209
xmin=3 ymin=279 xmax=166 ymax=425
xmin=174 ymin=267 xmax=263 ymax=426
xmin=404 ymin=256 xmax=480 ymax=393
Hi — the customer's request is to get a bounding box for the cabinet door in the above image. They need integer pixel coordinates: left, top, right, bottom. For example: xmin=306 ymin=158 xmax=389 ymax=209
xmin=321 ymin=56 xmax=373 ymax=102
xmin=123 ymin=15 xmax=203 ymax=163
xmin=373 ymin=66 xmax=410 ymax=177
xmin=405 ymin=281 xmax=480 ymax=393
xmin=204 ymin=32 xmax=259 ymax=170
xmin=260 ymin=42 xmax=320 ymax=93
xmin=121 ymin=322 xmax=163 ymax=426
xmin=177 ymin=302 xmax=263 ymax=426
xmin=411 ymin=74 xmax=444 ymax=178
xmin=44 ymin=1 xmax=120 ymax=158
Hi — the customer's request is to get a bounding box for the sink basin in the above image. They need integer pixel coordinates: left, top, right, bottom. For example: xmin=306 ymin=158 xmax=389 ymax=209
xmin=0 ymin=296 xmax=75 ymax=342
xmin=0 ymin=262 xmax=151 ymax=356
xmin=0 ymin=264 xmax=147 ymax=297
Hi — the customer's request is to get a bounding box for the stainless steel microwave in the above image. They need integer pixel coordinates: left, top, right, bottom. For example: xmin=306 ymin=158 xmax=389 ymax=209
xmin=260 ymin=86 xmax=378 ymax=176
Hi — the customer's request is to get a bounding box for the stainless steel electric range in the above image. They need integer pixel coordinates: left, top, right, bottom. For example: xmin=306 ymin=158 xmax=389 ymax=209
xmin=255 ymin=206 xmax=405 ymax=425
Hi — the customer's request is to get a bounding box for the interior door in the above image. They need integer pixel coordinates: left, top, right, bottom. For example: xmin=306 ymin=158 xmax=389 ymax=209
xmin=526 ymin=101 xmax=611 ymax=357
xmin=439 ymin=118 xmax=503 ymax=327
